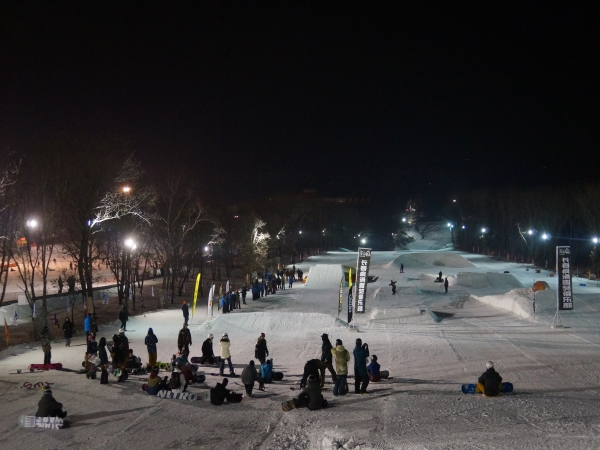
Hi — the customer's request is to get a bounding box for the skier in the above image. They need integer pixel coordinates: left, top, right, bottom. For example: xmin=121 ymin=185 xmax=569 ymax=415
xmin=219 ymin=333 xmax=235 ymax=376
xmin=201 ymin=333 xmax=215 ymax=364
xmin=177 ymin=323 xmax=192 ymax=356
xmin=118 ymin=306 xmax=128 ymax=331
xmin=84 ymin=313 xmax=92 ymax=339
xmin=62 ymin=317 xmax=73 ymax=347
xmin=36 ymin=387 xmax=67 ymax=418
xmin=181 ymin=301 xmax=189 ymax=325
xmin=331 ymin=339 xmax=350 ymax=396
xmin=98 ymin=337 xmax=109 ymax=384
xmin=300 ymin=358 xmax=326 ymax=389
xmin=367 ymin=355 xmax=381 ymax=382
xmin=41 ymin=325 xmax=52 ymax=365
xmin=241 ymin=360 xmax=259 ymax=396
xmin=389 ymin=280 xmax=397 ymax=295
xmin=144 ymin=327 xmax=159 ymax=369
xmin=255 ymin=332 xmax=269 ymax=365
xmin=320 ymin=334 xmax=338 ymax=383
xmin=353 ymin=338 xmax=370 ymax=394
xmin=476 ymin=361 xmax=503 ymax=396
xmin=444 ymin=277 xmax=449 ymax=294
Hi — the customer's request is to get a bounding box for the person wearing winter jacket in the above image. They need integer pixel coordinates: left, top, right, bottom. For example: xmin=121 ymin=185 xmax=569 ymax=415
xmin=211 ymin=378 xmax=235 ymax=405
xmin=36 ymin=388 xmax=67 ymax=418
xmin=113 ymin=329 xmax=129 ymax=381
xmin=367 ymin=355 xmax=381 ymax=382
xmin=255 ymin=333 xmax=269 ymax=364
xmin=241 ymin=360 xmax=259 ymax=396
xmin=146 ymin=366 xmax=162 ymax=395
xmin=294 ymin=375 xmax=328 ymax=410
xmin=331 ymin=339 xmax=351 ymax=396
xmin=320 ymin=334 xmax=338 ymax=383
xmin=181 ymin=301 xmax=189 ymax=325
xmin=260 ymin=359 xmax=273 ymax=383
xmin=201 ymin=333 xmax=215 ymax=364
xmin=476 ymin=361 xmax=503 ymax=396
xmin=98 ymin=337 xmax=109 ymax=384
xmin=145 ymin=328 xmax=159 ymax=368
xmin=353 ymin=339 xmax=370 ymax=394
xmin=177 ymin=323 xmax=192 ymax=356
xmin=62 ymin=317 xmax=73 ymax=347
xmin=219 ymin=333 xmax=235 ymax=376
xmin=84 ymin=313 xmax=92 ymax=339
xmin=168 ymin=366 xmax=187 ymax=392
xmin=41 ymin=326 xmax=52 ymax=365
xmin=118 ymin=306 xmax=128 ymax=331
xmin=300 ymin=359 xmax=326 ymax=389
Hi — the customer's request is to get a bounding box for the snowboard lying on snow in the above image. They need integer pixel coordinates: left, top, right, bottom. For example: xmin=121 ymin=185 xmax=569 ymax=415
xmin=18 ymin=415 xmax=65 ymax=429
xmin=141 ymin=385 xmax=208 ymax=401
xmin=28 ymin=363 xmax=62 ymax=372
xmin=461 ymin=382 xmax=513 ymax=394
xmin=190 ymin=356 xmax=222 ymax=364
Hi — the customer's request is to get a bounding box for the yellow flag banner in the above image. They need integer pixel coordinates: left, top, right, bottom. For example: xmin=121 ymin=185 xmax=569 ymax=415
xmin=348 ymin=268 xmax=353 ymax=289
xmin=192 ymin=273 xmax=201 ymax=318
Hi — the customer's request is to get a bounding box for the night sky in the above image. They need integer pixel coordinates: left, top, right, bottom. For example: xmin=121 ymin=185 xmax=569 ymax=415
xmin=1 ymin=3 xmax=599 ymax=207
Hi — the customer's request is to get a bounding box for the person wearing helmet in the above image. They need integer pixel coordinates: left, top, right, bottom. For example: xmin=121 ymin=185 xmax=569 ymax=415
xmin=182 ymin=301 xmax=189 ymax=325
xmin=201 ymin=333 xmax=216 ymax=364
xmin=36 ymin=387 xmax=67 ymax=418
xmin=219 ymin=333 xmax=235 ymax=376
xmin=476 ymin=361 xmax=503 ymax=396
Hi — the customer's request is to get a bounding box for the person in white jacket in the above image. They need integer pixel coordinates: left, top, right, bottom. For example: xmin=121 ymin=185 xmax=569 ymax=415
xmin=219 ymin=333 xmax=235 ymax=376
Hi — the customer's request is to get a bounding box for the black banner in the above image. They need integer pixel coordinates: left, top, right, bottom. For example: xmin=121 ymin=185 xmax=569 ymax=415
xmin=338 ymin=276 xmax=343 ymax=316
xmin=557 ymin=246 xmax=573 ymax=310
xmin=355 ymin=247 xmax=372 ymax=313
xmin=347 ymin=286 xmax=353 ymax=323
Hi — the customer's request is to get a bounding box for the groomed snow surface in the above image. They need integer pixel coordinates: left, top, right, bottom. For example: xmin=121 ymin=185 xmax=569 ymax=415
xmin=2 ymin=249 xmax=600 ymax=449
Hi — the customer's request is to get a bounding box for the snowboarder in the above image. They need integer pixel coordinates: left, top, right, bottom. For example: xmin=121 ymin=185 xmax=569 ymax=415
xmin=210 ymin=378 xmax=240 ymax=405
xmin=389 ymin=280 xmax=397 ymax=295
xmin=178 ymin=323 xmax=192 ymax=356
xmin=300 ymin=358 xmax=326 ymax=389
xmin=118 ymin=306 xmax=128 ymax=331
xmin=62 ymin=317 xmax=73 ymax=347
xmin=36 ymin=387 xmax=67 ymax=418
xmin=320 ymin=334 xmax=338 ymax=383
xmin=476 ymin=361 xmax=503 ymax=396
xmin=145 ymin=327 xmax=159 ymax=369
xmin=438 ymin=270 xmax=443 ymax=282
xmin=145 ymin=366 xmax=163 ymax=395
xmin=84 ymin=313 xmax=92 ymax=339
xmin=367 ymin=355 xmax=381 ymax=382
xmin=219 ymin=333 xmax=235 ymax=376
xmin=284 ymin=375 xmax=328 ymax=411
xmin=353 ymin=339 xmax=370 ymax=394
xmin=201 ymin=333 xmax=215 ymax=364
xmin=241 ymin=360 xmax=259 ymax=396
xmin=331 ymin=339 xmax=350 ymax=396
xmin=255 ymin=332 xmax=269 ymax=365
xmin=444 ymin=277 xmax=449 ymax=294
xmin=182 ymin=301 xmax=189 ymax=325
xmin=41 ymin=325 xmax=51 ymax=365
xmin=400 ymin=263 xmax=404 ymax=273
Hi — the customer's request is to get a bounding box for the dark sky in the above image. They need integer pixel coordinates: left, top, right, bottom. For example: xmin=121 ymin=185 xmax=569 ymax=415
xmin=1 ymin=2 xmax=599 ymax=205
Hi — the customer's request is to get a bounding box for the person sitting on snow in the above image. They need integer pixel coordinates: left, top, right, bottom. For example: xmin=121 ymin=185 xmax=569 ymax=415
xmin=260 ymin=359 xmax=274 ymax=384
xmin=476 ymin=361 xmax=503 ymax=396
xmin=36 ymin=387 xmax=67 ymax=418
xmin=367 ymin=355 xmax=381 ymax=382
xmin=210 ymin=378 xmax=238 ymax=405
xmin=145 ymin=366 xmax=165 ymax=395
xmin=292 ymin=375 xmax=328 ymax=410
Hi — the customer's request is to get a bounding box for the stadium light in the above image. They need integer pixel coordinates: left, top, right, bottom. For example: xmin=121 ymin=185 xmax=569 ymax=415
xmin=542 ymin=234 xmax=549 ymax=240
xmin=402 ymin=218 xmax=406 ymax=222
xmin=26 ymin=219 xmax=38 ymax=228
xmin=481 ymin=228 xmax=487 ymax=233
xmin=594 ymin=237 xmax=598 ymax=244
xmin=361 ymin=238 xmax=366 ymax=244
xmin=122 ymin=186 xmax=131 ymax=193
xmin=528 ymin=229 xmax=533 ymax=235
xmin=462 ymin=225 xmax=466 ymax=229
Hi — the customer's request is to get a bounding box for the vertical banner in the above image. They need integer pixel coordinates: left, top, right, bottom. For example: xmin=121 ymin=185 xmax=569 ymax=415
xmin=192 ymin=273 xmax=201 ymax=318
xmin=226 ymin=280 xmax=230 ymax=293
xmin=338 ymin=276 xmax=343 ymax=316
xmin=348 ymin=286 xmax=353 ymax=324
xmin=355 ymin=247 xmax=372 ymax=313
xmin=557 ymin=246 xmax=573 ymax=310
xmin=207 ymin=284 xmax=214 ymax=317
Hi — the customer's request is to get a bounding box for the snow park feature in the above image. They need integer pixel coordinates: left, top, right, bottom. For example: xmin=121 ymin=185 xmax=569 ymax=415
xmin=2 ymin=242 xmax=600 ymax=448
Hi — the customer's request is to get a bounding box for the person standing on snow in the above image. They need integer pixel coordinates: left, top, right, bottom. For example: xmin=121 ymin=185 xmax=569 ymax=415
xmin=241 ymin=286 xmax=248 ymax=304
xmin=219 ymin=333 xmax=235 ymax=376
xmin=84 ymin=313 xmax=92 ymax=339
xmin=41 ymin=325 xmax=52 ymax=365
xmin=320 ymin=334 xmax=338 ymax=383
xmin=476 ymin=361 xmax=503 ymax=396
xmin=145 ymin=328 xmax=159 ymax=369
xmin=62 ymin=317 xmax=73 ymax=347
xmin=201 ymin=333 xmax=216 ymax=364
xmin=241 ymin=360 xmax=259 ymax=396
xmin=182 ymin=301 xmax=189 ymax=325
xmin=444 ymin=277 xmax=449 ymax=294
xmin=353 ymin=339 xmax=370 ymax=394
xmin=400 ymin=263 xmax=404 ymax=273
xmin=98 ymin=337 xmax=109 ymax=384
xmin=255 ymin=332 xmax=269 ymax=365
xmin=389 ymin=280 xmax=397 ymax=295
xmin=331 ymin=339 xmax=350 ymax=396
xmin=118 ymin=306 xmax=128 ymax=331
xmin=178 ymin=323 xmax=192 ymax=356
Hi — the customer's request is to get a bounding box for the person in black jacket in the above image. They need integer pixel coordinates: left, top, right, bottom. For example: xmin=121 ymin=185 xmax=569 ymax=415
xmin=476 ymin=361 xmax=503 ymax=396
xmin=320 ymin=334 xmax=337 ymax=383
xmin=255 ymin=333 xmax=269 ymax=365
xmin=300 ymin=359 xmax=326 ymax=389
xmin=182 ymin=301 xmax=189 ymax=325
xmin=62 ymin=317 xmax=73 ymax=347
xmin=211 ymin=378 xmax=237 ymax=405
xmin=201 ymin=333 xmax=215 ymax=364
xmin=294 ymin=375 xmax=328 ymax=410
xmin=119 ymin=306 xmax=128 ymax=331
xmin=178 ymin=323 xmax=192 ymax=356
xmin=36 ymin=388 xmax=67 ymax=418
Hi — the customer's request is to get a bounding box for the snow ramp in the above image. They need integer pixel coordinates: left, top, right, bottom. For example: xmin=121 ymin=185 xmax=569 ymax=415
xmin=393 ymin=253 xmax=474 ymax=269
xmin=456 ymin=272 xmax=522 ymax=290
xmin=305 ymin=264 xmax=343 ymax=288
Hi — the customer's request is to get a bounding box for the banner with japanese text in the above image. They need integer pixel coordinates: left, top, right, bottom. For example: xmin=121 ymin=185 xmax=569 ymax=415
xmin=557 ymin=246 xmax=573 ymax=310
xmin=355 ymin=247 xmax=372 ymax=313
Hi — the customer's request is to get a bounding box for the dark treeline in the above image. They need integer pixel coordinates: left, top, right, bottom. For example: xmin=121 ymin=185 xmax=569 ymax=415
xmin=445 ymin=184 xmax=600 ymax=274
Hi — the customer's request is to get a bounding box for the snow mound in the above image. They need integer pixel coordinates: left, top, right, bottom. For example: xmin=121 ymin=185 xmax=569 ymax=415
xmin=393 ymin=253 xmax=474 ymax=269
xmin=456 ymin=272 xmax=522 ymax=290
xmin=305 ymin=264 xmax=343 ymax=288
xmin=471 ymin=289 xmax=532 ymax=319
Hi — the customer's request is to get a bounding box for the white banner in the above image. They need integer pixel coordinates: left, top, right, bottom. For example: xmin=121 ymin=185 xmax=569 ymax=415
xmin=207 ymin=285 xmax=214 ymax=317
